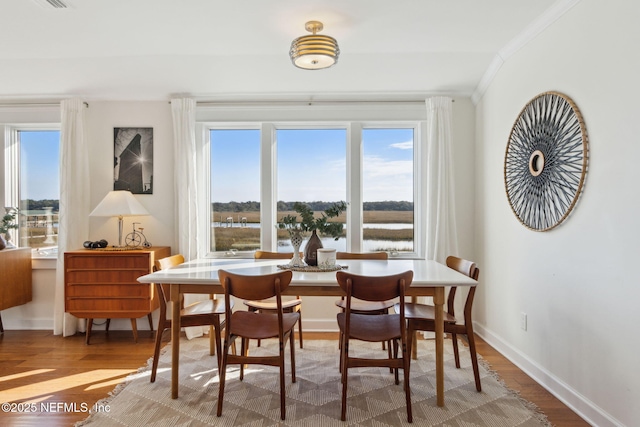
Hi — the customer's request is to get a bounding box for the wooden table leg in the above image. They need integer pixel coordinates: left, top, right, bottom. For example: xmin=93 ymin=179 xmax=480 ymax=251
xmin=411 ymin=296 xmax=418 ymax=360
xmin=170 ymin=285 xmax=181 ymax=399
xmin=433 ymin=287 xmax=445 ymax=407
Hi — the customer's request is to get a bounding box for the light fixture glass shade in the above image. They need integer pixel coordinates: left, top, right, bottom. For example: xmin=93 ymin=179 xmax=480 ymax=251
xmin=290 ymin=21 xmax=339 ymax=70
xmin=90 ymin=190 xmax=149 ymax=247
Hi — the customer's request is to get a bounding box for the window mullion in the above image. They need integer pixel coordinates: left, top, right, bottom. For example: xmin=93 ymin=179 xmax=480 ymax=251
xmin=346 ymin=123 xmax=362 ymax=252
xmin=260 ymin=123 xmax=276 ymax=251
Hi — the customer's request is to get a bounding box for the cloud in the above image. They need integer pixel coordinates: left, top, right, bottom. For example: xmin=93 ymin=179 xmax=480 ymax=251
xmin=390 ymin=140 xmax=413 ymax=150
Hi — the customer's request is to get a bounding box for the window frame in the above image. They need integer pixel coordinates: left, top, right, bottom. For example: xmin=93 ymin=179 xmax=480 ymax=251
xmin=202 ymin=120 xmax=424 ymax=259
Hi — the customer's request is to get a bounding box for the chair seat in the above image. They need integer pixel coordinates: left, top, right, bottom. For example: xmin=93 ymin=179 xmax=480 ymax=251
xmin=337 ymin=312 xmax=401 ymax=342
xmin=335 ymin=298 xmax=395 ymax=313
xmin=182 ymin=298 xmax=230 ymax=316
xmin=399 ymin=302 xmax=458 ymax=324
xmin=230 ymin=311 xmax=300 ymax=340
xmin=244 ymin=298 xmax=302 ymax=311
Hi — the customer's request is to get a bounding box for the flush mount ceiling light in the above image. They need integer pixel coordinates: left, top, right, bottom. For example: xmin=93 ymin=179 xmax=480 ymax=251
xmin=290 ymin=20 xmax=340 ymax=70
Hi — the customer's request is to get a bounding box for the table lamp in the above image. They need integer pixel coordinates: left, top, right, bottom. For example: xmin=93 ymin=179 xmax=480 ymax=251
xmin=89 ymin=190 xmax=149 ymax=247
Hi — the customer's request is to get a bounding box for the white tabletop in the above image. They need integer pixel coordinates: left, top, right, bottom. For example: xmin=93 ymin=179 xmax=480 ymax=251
xmin=137 ymin=257 xmax=477 ymax=288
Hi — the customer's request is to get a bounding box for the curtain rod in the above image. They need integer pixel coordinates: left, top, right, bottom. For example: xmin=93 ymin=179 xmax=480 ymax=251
xmin=175 ymin=98 xmax=454 ymax=107
xmin=0 ymin=101 xmax=89 ymax=108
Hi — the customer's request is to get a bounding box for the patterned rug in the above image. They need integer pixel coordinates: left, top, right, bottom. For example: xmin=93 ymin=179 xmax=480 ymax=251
xmin=77 ymin=338 xmax=551 ymax=426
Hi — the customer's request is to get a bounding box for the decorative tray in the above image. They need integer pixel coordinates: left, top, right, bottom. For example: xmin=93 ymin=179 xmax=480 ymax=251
xmin=277 ymin=264 xmax=348 ymax=272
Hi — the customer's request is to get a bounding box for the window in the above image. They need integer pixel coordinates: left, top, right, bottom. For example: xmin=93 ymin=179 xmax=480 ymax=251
xmin=204 ymin=121 xmax=420 ymax=258
xmin=276 ymin=128 xmax=347 ymax=251
xmin=210 ymin=129 xmax=260 ymax=253
xmin=4 ymin=128 xmax=60 ymax=250
xmin=362 ymin=128 xmax=414 ymax=253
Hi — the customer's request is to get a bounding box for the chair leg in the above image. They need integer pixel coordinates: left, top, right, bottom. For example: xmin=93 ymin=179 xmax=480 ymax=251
xmin=403 ymin=340 xmax=413 ymax=423
xmin=466 ymin=328 xmax=482 ymax=392
xmin=150 ymin=326 xmax=166 ymax=383
xmin=216 ymin=338 xmax=230 ymax=417
xmin=213 ymin=318 xmax=223 ymax=370
xmin=289 ymin=330 xmax=297 ymax=383
xmin=340 ymin=339 xmax=349 ymax=421
xmin=297 ymin=309 xmax=303 ymax=349
xmin=240 ymin=338 xmax=247 ymax=381
xmin=279 ymin=338 xmax=287 ymax=420
xmin=393 ymin=339 xmax=399 ymax=385
xmin=451 ymin=332 xmax=461 ymax=368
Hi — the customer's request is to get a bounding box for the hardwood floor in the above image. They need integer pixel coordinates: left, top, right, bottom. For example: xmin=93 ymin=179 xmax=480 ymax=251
xmin=0 ymin=330 xmax=590 ymax=426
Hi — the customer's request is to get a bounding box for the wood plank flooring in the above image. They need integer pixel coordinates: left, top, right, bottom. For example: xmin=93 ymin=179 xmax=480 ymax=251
xmin=0 ymin=330 xmax=590 ymax=426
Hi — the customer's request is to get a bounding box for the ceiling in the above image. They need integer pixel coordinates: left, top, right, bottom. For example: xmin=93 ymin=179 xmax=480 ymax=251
xmin=0 ymin=0 xmax=562 ymax=102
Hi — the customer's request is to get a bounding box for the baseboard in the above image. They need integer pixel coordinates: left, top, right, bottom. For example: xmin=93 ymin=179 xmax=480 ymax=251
xmin=473 ymin=322 xmax=623 ymax=427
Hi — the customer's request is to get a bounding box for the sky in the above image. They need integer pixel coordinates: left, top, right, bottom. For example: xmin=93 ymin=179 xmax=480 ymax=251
xmin=211 ymin=128 xmax=414 ymax=203
xmin=20 ymin=130 xmax=60 ymax=200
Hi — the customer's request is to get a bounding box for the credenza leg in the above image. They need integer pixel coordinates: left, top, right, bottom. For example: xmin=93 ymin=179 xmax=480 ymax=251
xmin=85 ymin=319 xmax=93 ymax=345
xmin=147 ymin=313 xmax=154 ymax=332
xmin=130 ymin=318 xmax=138 ymax=343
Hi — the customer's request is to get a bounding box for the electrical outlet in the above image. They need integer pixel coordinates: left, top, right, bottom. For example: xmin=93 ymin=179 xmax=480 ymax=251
xmin=521 ymin=312 xmax=527 ymax=331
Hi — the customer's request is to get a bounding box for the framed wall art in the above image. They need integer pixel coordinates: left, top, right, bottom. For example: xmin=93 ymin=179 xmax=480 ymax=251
xmin=113 ymin=127 xmax=153 ymax=194
xmin=504 ymin=92 xmax=588 ymax=231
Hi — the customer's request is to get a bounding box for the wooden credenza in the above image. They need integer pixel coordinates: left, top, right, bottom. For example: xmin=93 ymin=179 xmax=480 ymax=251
xmin=0 ymin=247 xmax=32 ymax=333
xmin=64 ymin=246 xmax=171 ymax=344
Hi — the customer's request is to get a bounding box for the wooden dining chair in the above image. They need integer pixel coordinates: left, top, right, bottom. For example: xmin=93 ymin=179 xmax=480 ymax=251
xmin=336 ymin=269 xmax=414 ymax=423
xmin=398 ymin=255 xmax=482 ymax=392
xmin=244 ymin=250 xmax=304 ymax=348
xmin=334 ymin=252 xmax=394 ymax=357
xmin=217 ymin=269 xmax=298 ymax=420
xmin=150 ymin=254 xmax=233 ymax=383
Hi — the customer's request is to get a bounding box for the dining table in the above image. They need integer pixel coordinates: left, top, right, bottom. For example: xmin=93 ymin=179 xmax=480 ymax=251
xmin=137 ymin=257 xmax=478 ymax=407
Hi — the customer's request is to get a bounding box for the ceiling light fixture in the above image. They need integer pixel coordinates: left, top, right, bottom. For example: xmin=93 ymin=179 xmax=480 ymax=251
xmin=290 ymin=21 xmax=340 ymax=70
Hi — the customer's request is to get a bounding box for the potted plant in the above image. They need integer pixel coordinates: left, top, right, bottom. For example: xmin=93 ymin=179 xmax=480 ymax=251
xmin=0 ymin=207 xmax=19 ymax=249
xmin=277 ymin=201 xmax=346 ymax=266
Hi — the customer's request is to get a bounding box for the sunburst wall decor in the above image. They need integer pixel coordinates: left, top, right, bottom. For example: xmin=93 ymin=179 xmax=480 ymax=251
xmin=504 ymin=91 xmax=588 ymax=231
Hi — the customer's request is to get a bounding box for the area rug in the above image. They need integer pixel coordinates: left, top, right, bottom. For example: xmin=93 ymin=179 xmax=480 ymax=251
xmin=77 ymin=338 xmax=551 ymax=426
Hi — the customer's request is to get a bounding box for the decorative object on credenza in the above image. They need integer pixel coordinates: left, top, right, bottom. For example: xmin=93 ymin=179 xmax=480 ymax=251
xmin=90 ymin=190 xmax=150 ymax=247
xmin=125 ymin=222 xmax=151 ymax=248
xmin=1 ymin=207 xmax=19 ymax=248
xmin=290 ymin=20 xmax=340 ymax=70
xmin=114 ymin=127 xmax=153 ymax=194
xmin=277 ymin=201 xmax=346 ymax=266
xmin=83 ymin=239 xmax=108 ymax=249
xmin=504 ymin=92 xmax=588 ymax=231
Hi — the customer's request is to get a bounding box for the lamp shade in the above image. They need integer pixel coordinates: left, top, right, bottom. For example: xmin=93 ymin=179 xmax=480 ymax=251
xmin=90 ymin=190 xmax=149 ymax=217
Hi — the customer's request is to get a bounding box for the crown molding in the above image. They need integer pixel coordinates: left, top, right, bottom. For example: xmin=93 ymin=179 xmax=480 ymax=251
xmin=471 ymin=0 xmax=582 ymax=105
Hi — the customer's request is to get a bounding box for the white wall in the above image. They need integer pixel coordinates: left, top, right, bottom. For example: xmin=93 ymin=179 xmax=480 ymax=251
xmin=474 ymin=1 xmax=640 ymax=426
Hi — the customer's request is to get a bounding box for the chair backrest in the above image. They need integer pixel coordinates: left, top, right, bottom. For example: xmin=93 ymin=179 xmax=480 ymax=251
xmin=336 ymin=251 xmax=388 ymax=260
xmin=445 ymin=255 xmax=479 ymax=319
xmin=218 ymin=269 xmax=293 ymax=303
xmin=336 ymin=270 xmax=413 ymax=303
xmin=153 ymin=254 xmax=186 ymax=312
xmin=156 ymin=254 xmax=185 ymax=271
xmin=255 ymin=251 xmax=296 ymax=259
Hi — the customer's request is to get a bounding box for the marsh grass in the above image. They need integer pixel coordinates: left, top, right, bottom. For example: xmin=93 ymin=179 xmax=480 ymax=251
xmin=212 ymin=210 xmax=414 ymax=251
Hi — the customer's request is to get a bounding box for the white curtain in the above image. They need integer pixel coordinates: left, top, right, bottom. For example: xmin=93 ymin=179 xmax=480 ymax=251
xmin=170 ymin=98 xmax=207 ymax=339
xmin=170 ymin=98 xmax=200 ymax=260
xmin=54 ymin=98 xmax=90 ymax=336
xmin=425 ymin=97 xmax=459 ymax=263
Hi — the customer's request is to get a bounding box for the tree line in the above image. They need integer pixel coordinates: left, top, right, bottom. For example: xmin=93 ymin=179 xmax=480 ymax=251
xmin=20 ymin=199 xmax=60 ymax=211
xmin=213 ymin=201 xmax=413 ymax=212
